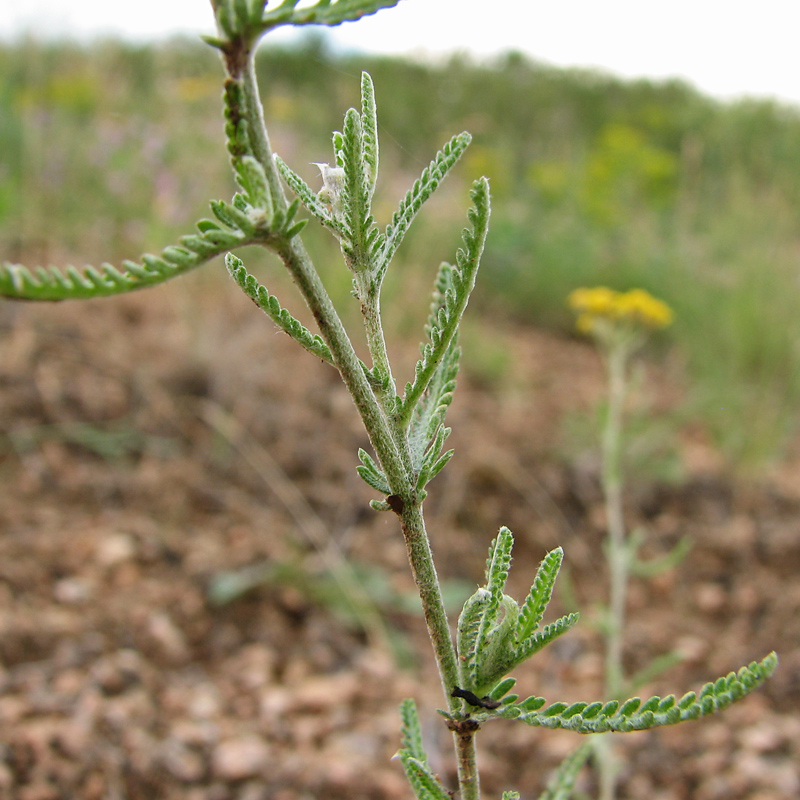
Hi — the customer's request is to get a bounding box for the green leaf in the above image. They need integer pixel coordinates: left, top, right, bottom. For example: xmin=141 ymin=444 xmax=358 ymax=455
xmin=222 ymin=78 xmax=250 ymax=162
xmin=406 ymin=263 xmax=461 ymax=491
xmin=407 ymin=296 xmax=460 ymax=461
xmin=399 ymin=698 xmax=426 ymax=762
xmin=210 ymin=198 xmax=256 ymax=234
xmin=275 ymin=156 xmax=346 ymax=238
xmin=262 ymin=0 xmax=402 ymax=30
xmin=493 ymin=653 xmax=777 ymax=734
xmin=456 ymin=587 xmax=491 ymax=688
xmin=234 ymin=0 xmax=252 ymax=29
xmin=489 ymin=677 xmax=518 ymax=701
xmin=0 ymin=212 xmax=258 ymax=301
xmin=356 ymin=448 xmax=391 ymax=494
xmin=400 ymin=178 xmax=490 ymax=425
xmin=338 ymin=107 xmax=376 ymax=273
xmin=514 ymin=613 xmax=580 ymax=665
xmin=378 ymin=131 xmax=472 ymax=283
xmin=517 ymin=547 xmax=565 ymax=642
xmin=478 ymin=528 xmax=513 ymax=630
xmin=397 ymin=699 xmax=451 ymax=800
xmin=235 ymin=155 xmax=273 ymax=216
xmin=398 ymin=755 xmax=451 ymax=800
xmin=225 ymin=253 xmax=334 ymax=364
xmin=474 ymin=594 xmax=520 ymax=696
xmin=360 ymin=72 xmax=379 ymax=201
xmin=466 ymin=529 xmax=516 ymax=692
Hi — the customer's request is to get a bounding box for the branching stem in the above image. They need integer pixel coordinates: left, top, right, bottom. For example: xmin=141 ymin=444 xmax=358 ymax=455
xmin=235 ymin=39 xmax=476 ymax=799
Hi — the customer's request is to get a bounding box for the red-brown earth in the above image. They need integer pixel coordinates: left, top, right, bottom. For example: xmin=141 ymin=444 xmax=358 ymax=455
xmin=0 ymin=277 xmax=798 ymax=800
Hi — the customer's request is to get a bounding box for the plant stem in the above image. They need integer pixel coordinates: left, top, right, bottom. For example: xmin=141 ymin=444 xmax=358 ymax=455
xmin=603 ymin=343 xmax=628 ymax=702
xmin=359 ymin=275 xmax=396 ymax=396
xmin=399 ymin=501 xmax=480 ymax=799
xmin=275 ymin=236 xmax=409 ymax=491
xmin=398 ymin=503 xmax=460 ymax=710
xmin=234 ymin=48 xmax=407 ymax=492
xmin=597 ymin=341 xmax=630 ymax=800
xmin=236 ymin=44 xmax=478 ymax=800
xmin=453 ymin=721 xmax=481 ymax=800
xmin=242 ymin=52 xmax=286 ymax=208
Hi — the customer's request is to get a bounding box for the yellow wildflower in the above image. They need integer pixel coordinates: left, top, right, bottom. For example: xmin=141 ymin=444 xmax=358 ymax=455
xmin=568 ymin=286 xmax=673 ymax=332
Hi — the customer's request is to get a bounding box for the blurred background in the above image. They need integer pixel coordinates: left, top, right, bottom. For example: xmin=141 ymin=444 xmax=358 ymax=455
xmin=4 ymin=0 xmax=800 ymax=465
xmin=1 ymin=3 xmax=799 ymax=799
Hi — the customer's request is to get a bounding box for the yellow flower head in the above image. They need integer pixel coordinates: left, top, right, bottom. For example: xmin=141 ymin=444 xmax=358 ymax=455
xmin=568 ymin=286 xmax=673 ymax=333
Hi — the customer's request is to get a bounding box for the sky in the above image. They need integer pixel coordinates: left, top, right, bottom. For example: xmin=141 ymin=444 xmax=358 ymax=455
xmin=5 ymin=0 xmax=800 ymax=108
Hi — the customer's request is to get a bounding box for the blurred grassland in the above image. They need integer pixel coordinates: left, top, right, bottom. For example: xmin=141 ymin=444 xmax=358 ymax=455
xmin=3 ymin=34 xmax=800 ymax=468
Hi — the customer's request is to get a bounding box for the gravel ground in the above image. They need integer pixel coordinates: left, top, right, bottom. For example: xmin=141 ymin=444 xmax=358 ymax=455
xmin=0 ymin=281 xmax=797 ymax=799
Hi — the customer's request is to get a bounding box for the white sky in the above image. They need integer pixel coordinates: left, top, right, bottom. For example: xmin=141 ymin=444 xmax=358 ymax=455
xmin=5 ymin=0 xmax=800 ymax=108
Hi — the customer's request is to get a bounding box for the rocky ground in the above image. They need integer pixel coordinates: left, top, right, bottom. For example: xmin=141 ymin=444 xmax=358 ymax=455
xmin=0 ymin=276 xmax=798 ymax=799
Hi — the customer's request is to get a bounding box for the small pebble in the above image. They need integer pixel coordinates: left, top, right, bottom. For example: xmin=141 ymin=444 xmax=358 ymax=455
xmin=212 ymin=736 xmax=270 ymax=781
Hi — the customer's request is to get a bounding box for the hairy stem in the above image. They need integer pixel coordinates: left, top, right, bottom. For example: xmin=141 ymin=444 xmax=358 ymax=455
xmin=453 ymin=722 xmax=480 ymax=800
xmin=399 ymin=502 xmax=479 ymax=799
xmin=232 ymin=46 xmax=407 ymax=491
xmin=398 ymin=503 xmax=460 ymax=709
xmin=275 ymin=237 xmax=409 ymax=491
xmin=236 ymin=39 xmax=477 ymax=800
xmin=360 ymin=277 xmax=396 ymax=399
xmin=242 ymin=52 xmax=287 ymax=208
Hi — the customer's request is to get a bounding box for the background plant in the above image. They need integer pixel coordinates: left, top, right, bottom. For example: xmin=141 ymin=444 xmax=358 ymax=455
xmin=567 ymin=287 xmax=693 ymax=800
xmin=0 ymin=3 xmax=779 ymax=798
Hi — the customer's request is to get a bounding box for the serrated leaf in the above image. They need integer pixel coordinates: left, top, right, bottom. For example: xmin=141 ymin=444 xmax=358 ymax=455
xmin=400 ymin=178 xmax=489 ymax=425
xmin=408 ymin=336 xmax=459 ymax=472
xmin=338 ymin=106 xmax=377 ymax=274
xmin=225 ymin=253 xmax=334 ymax=364
xmin=467 ymin=529 xmax=515 ymax=691
xmin=262 ymin=0 xmax=402 ymax=30
xmin=513 ymin=613 xmax=580 ymax=666
xmin=210 ymin=199 xmax=254 ymax=233
xmin=397 ymin=700 xmax=450 ymax=800
xmin=490 ymin=653 xmax=777 ymax=734
xmin=235 ymin=155 xmax=273 ymax=215
xmin=484 ymin=527 xmax=514 ymax=596
xmin=356 ymin=448 xmax=391 ymax=494
xmin=456 ymin=587 xmax=491 ymax=687
xmin=275 ymin=155 xmax=347 ymax=237
xmin=398 ymin=754 xmax=451 ymax=800
xmin=378 ymin=132 xmax=472 ymax=283
xmin=517 ymin=547 xmax=565 ymax=643
xmin=0 ymin=210 xmax=256 ymax=301
xmin=399 ymin=698 xmax=426 ymax=762
xmin=360 ymin=71 xmax=379 ymax=200
xmin=473 ymin=594 xmax=520 ymax=696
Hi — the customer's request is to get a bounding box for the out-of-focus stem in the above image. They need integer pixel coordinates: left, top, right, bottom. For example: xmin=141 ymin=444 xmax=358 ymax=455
xmin=603 ymin=343 xmax=628 ymax=701
xmin=596 ymin=341 xmax=630 ymax=800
